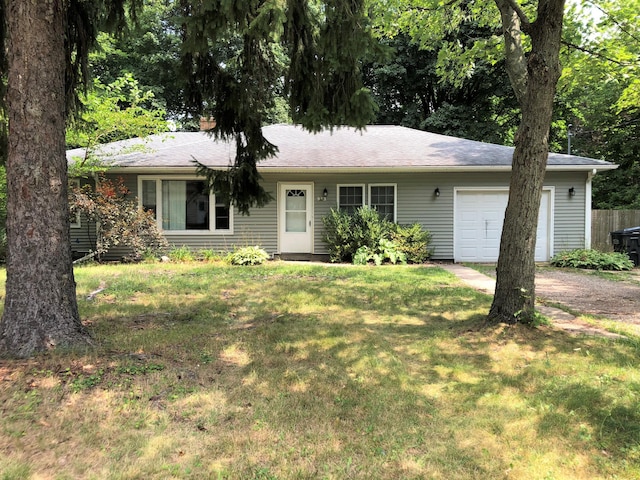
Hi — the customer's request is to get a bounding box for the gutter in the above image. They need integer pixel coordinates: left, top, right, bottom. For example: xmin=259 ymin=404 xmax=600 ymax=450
xmin=102 ymin=164 xmax=618 ymax=175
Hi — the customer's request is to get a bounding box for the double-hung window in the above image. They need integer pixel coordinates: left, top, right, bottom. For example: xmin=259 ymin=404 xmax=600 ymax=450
xmin=369 ymin=184 xmax=396 ymax=222
xmin=139 ymin=177 xmax=232 ymax=233
xmin=337 ymin=184 xmax=365 ymax=214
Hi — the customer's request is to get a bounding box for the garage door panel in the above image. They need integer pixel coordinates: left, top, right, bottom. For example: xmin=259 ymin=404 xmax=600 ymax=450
xmin=460 ymin=227 xmax=478 ymax=240
xmin=455 ymin=190 xmax=551 ymax=262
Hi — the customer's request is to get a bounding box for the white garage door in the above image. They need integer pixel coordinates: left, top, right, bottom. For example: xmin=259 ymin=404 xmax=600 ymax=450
xmin=455 ymin=189 xmax=551 ymax=262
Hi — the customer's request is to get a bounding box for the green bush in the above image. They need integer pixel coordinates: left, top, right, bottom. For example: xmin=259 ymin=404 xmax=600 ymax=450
xmin=351 ymin=205 xmax=391 ymax=253
xmin=353 ymin=238 xmax=407 ymax=266
xmin=322 ymin=206 xmax=392 ymax=262
xmin=321 ymin=208 xmax=356 ymax=262
xmin=550 ymin=249 xmax=634 ymax=271
xmin=390 ymin=223 xmax=433 ymax=263
xmin=229 ymin=246 xmax=270 ymax=266
xmin=322 ymin=207 xmax=432 ymax=264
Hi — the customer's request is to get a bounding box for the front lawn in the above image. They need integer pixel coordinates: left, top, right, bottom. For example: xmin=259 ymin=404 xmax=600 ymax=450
xmin=1 ymin=262 xmax=639 ymax=479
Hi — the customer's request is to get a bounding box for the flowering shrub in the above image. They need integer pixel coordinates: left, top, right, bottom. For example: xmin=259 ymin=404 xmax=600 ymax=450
xmin=69 ymin=177 xmax=167 ymax=261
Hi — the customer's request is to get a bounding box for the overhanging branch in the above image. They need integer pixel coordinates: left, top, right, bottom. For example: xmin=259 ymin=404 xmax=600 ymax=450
xmin=562 ymin=39 xmax=634 ymax=67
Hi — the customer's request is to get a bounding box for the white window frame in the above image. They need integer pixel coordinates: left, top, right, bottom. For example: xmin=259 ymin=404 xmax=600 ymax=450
xmin=69 ymin=178 xmax=81 ymax=229
xmin=137 ymin=175 xmax=233 ymax=235
xmin=368 ymin=183 xmax=397 ymax=222
xmin=337 ymin=184 xmax=366 ymax=212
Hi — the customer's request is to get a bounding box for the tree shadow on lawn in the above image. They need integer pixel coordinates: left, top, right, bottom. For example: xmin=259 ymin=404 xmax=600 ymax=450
xmin=63 ymin=264 xmax=640 ymax=476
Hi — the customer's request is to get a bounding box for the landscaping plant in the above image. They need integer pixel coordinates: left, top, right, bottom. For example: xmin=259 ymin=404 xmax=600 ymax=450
xmin=322 ymin=206 xmax=432 ymax=264
xmin=390 ymin=222 xmax=433 ymax=264
xmin=228 ymin=245 xmax=270 ymax=265
xmin=550 ymin=248 xmax=634 ymax=271
xmin=353 ymin=238 xmax=406 ymax=265
xmin=69 ymin=177 xmax=167 ymax=262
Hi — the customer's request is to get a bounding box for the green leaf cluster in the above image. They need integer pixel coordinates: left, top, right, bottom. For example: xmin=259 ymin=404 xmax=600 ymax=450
xmin=228 ymin=246 xmax=270 ymax=266
xmin=550 ymin=249 xmax=634 ymax=271
xmin=557 ymin=0 xmax=640 ymax=208
xmin=390 ymin=222 xmax=433 ymax=264
xmin=67 ymin=74 xmax=167 ymax=149
xmin=353 ymin=238 xmax=406 ymax=266
xmin=322 ymin=206 xmax=432 ymax=264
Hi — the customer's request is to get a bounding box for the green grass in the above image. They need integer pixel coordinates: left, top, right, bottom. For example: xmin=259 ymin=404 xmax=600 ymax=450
xmin=1 ymin=261 xmax=640 ymax=479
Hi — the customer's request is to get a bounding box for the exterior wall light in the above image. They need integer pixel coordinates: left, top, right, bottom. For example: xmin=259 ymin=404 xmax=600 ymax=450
xmin=434 ymin=187 xmax=440 ymax=197
xmin=569 ymin=187 xmax=576 ymax=197
xmin=323 ymin=188 xmax=328 ymax=200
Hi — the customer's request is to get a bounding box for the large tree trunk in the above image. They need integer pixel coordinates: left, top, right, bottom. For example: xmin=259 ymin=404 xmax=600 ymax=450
xmin=488 ymin=0 xmax=565 ymax=324
xmin=0 ymin=0 xmax=91 ymax=357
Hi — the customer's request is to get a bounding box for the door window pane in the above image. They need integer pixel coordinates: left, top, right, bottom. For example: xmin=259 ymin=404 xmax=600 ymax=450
xmin=286 ymin=189 xmax=306 ymax=232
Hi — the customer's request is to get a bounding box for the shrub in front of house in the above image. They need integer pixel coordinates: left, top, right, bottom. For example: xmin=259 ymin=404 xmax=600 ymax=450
xmin=353 ymin=238 xmax=407 ymax=266
xmin=390 ymin=222 xmax=434 ymax=264
xmin=550 ymin=248 xmax=634 ymax=271
xmin=228 ymin=246 xmax=270 ymax=266
xmin=322 ymin=207 xmax=432 ymax=264
xmin=69 ymin=177 xmax=168 ymax=262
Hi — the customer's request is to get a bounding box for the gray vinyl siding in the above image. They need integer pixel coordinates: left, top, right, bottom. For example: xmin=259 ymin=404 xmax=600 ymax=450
xmin=87 ymin=170 xmax=590 ymax=261
xmin=69 ymin=177 xmax=97 ymax=258
xmin=548 ymin=171 xmax=589 ymax=252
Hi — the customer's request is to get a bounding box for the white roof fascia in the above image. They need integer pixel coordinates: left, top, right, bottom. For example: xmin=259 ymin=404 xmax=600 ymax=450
xmin=106 ymin=164 xmax=618 ymax=175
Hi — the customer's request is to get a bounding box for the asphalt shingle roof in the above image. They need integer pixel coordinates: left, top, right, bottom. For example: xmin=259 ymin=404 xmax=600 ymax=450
xmin=66 ymin=124 xmax=616 ymax=172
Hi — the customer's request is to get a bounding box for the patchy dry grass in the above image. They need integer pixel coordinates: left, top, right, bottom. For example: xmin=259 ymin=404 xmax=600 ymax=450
xmin=1 ymin=261 xmax=640 ymax=479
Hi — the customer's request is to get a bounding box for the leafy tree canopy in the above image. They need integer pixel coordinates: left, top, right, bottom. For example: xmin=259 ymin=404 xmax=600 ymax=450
xmin=558 ymin=0 xmax=640 ymax=208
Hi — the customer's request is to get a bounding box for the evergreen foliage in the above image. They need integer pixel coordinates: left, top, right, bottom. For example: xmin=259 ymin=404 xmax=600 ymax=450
xmin=180 ymin=0 xmax=378 ymax=213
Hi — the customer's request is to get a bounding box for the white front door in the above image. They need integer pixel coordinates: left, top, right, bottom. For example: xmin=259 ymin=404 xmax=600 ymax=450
xmin=279 ymin=183 xmax=313 ymax=253
xmin=454 ymin=189 xmax=552 ymax=262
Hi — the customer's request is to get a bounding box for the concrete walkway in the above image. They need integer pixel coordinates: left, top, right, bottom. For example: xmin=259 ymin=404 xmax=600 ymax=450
xmin=439 ymin=263 xmax=623 ymax=339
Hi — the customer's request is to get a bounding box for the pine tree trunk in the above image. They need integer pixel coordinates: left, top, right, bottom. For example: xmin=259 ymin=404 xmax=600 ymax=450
xmin=488 ymin=0 xmax=565 ymax=324
xmin=0 ymin=0 xmax=91 ymax=357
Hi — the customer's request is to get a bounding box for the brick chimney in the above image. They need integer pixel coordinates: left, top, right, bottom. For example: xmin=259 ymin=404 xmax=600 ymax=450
xmin=199 ymin=117 xmax=216 ymax=131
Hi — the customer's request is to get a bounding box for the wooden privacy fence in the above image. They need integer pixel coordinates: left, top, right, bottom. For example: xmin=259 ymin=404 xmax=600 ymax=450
xmin=591 ymin=210 xmax=640 ymax=252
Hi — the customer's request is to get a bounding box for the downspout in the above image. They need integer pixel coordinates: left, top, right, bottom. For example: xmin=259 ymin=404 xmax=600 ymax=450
xmin=585 ymin=168 xmax=596 ymax=249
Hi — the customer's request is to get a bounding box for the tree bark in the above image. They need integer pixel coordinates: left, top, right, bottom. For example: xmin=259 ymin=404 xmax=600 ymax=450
xmin=0 ymin=0 xmax=91 ymax=357
xmin=488 ymin=0 xmax=565 ymax=324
